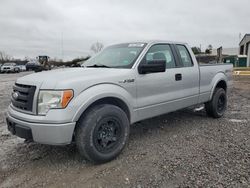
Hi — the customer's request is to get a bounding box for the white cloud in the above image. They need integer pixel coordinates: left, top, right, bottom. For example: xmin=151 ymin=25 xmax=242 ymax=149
xmin=0 ymin=0 xmax=249 ymax=60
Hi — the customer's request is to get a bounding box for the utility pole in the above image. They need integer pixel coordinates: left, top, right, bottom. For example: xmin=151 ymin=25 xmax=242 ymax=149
xmin=198 ymin=44 xmax=202 ymax=64
xmin=61 ymin=32 xmax=64 ymax=61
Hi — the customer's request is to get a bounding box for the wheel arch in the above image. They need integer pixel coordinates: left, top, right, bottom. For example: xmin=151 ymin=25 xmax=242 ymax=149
xmin=71 ymin=84 xmax=135 ymax=124
xmin=209 ymin=78 xmax=227 ymax=100
xmin=78 ymin=97 xmax=131 ymax=122
xmin=215 ymin=80 xmax=227 ymax=91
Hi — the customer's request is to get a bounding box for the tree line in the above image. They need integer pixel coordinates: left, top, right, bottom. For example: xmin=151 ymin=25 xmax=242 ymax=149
xmin=192 ymin=45 xmax=213 ymax=55
xmin=0 ymin=42 xmax=104 ymax=66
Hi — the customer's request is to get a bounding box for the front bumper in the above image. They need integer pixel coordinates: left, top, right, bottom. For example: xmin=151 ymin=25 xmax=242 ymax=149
xmin=6 ymin=112 xmax=76 ymax=145
xmin=1 ymin=69 xmax=14 ymax=72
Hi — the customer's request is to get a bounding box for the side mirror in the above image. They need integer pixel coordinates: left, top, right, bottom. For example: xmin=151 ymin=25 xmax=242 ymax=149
xmin=138 ymin=60 xmax=166 ymax=74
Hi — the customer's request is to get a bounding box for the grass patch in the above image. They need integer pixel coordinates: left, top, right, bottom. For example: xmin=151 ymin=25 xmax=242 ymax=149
xmin=234 ymin=67 xmax=250 ymax=71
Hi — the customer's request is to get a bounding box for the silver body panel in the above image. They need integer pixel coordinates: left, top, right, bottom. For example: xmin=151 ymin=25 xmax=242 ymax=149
xmin=7 ymin=41 xmax=233 ymax=145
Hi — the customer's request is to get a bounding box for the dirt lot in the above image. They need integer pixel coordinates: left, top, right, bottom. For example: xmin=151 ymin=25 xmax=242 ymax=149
xmin=0 ymin=72 xmax=249 ymax=188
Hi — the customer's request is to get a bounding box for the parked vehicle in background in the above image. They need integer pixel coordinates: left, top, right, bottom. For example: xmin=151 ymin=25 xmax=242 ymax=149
xmin=34 ymin=56 xmax=51 ymax=72
xmin=0 ymin=62 xmax=20 ymax=73
xmin=16 ymin=65 xmax=26 ymax=72
xmin=6 ymin=41 xmax=233 ymax=163
xmin=25 ymin=61 xmax=42 ymax=71
xmin=26 ymin=56 xmax=51 ymax=72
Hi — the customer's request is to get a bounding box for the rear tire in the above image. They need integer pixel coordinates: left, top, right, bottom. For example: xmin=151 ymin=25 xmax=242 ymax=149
xmin=75 ymin=104 xmax=130 ymax=163
xmin=205 ymin=88 xmax=227 ymax=118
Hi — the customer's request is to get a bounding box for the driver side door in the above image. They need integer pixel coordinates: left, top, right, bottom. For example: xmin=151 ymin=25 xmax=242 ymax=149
xmin=135 ymin=43 xmax=185 ymax=121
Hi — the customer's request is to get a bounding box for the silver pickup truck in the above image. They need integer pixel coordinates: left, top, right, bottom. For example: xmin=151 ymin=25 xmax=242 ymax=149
xmin=6 ymin=41 xmax=233 ymax=163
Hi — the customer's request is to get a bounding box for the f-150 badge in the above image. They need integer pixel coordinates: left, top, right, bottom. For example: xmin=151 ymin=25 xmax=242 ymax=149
xmin=118 ymin=79 xmax=135 ymax=83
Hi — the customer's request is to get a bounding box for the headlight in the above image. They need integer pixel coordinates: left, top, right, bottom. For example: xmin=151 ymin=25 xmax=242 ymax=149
xmin=38 ymin=90 xmax=73 ymax=115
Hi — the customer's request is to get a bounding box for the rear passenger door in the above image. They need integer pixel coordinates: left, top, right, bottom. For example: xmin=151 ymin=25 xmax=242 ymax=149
xmin=173 ymin=44 xmax=200 ymax=106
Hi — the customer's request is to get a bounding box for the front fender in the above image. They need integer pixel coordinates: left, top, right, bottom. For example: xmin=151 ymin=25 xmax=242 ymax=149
xmin=70 ymin=84 xmax=135 ymax=123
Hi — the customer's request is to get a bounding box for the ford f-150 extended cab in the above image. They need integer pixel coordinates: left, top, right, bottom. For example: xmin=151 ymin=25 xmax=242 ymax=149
xmin=6 ymin=41 xmax=233 ymax=163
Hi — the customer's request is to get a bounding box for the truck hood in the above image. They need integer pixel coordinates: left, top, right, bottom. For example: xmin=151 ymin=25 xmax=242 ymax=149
xmin=16 ymin=68 xmax=134 ymax=94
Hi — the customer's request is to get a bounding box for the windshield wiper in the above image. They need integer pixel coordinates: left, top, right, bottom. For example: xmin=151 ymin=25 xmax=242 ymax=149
xmin=86 ymin=64 xmax=111 ymax=68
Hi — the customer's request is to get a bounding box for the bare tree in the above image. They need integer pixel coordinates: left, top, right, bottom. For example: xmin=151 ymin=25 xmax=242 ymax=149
xmin=24 ymin=56 xmax=31 ymax=61
xmin=90 ymin=42 xmax=104 ymax=53
xmin=0 ymin=51 xmax=12 ymax=63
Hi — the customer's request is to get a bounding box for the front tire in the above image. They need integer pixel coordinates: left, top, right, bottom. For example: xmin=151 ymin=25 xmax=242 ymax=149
xmin=75 ymin=104 xmax=130 ymax=163
xmin=205 ymin=88 xmax=227 ymax=118
xmin=14 ymin=68 xmax=20 ymax=73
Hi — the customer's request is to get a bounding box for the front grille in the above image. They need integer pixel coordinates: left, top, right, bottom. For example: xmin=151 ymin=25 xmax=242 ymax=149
xmin=11 ymin=83 xmax=36 ymax=112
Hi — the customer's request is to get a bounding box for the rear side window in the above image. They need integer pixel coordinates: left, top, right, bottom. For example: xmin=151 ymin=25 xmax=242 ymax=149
xmin=144 ymin=44 xmax=176 ymax=69
xmin=176 ymin=45 xmax=193 ymax=67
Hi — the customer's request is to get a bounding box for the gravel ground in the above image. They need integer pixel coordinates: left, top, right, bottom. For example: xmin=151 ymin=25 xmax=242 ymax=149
xmin=0 ymin=72 xmax=249 ymax=188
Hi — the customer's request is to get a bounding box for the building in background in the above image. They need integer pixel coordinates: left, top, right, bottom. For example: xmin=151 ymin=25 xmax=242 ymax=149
xmin=196 ymin=34 xmax=250 ymax=67
xmin=239 ymin=34 xmax=250 ymax=67
xmin=197 ymin=47 xmax=239 ymax=65
xmin=223 ymin=55 xmax=247 ymax=67
xmin=211 ymin=48 xmax=238 ymax=56
xmin=212 ymin=34 xmax=250 ymax=67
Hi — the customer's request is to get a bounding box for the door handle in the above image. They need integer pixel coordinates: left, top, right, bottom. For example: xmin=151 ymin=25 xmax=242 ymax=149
xmin=175 ymin=73 xmax=182 ymax=81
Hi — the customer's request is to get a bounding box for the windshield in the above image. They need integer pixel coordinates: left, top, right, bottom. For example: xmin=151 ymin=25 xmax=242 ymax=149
xmin=83 ymin=43 xmax=146 ymax=68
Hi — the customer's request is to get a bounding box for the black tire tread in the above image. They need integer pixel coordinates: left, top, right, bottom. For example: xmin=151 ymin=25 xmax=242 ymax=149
xmin=76 ymin=104 xmax=105 ymax=162
xmin=75 ymin=104 xmax=129 ymax=163
xmin=205 ymin=87 xmax=226 ymax=118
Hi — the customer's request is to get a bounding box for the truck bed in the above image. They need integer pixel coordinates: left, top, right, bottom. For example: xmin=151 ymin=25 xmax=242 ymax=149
xmin=199 ymin=63 xmax=233 ymax=103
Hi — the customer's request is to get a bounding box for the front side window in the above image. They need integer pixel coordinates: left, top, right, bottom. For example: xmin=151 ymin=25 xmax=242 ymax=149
xmin=143 ymin=44 xmax=176 ymax=69
xmin=176 ymin=45 xmax=193 ymax=67
xmin=83 ymin=43 xmax=146 ymax=68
